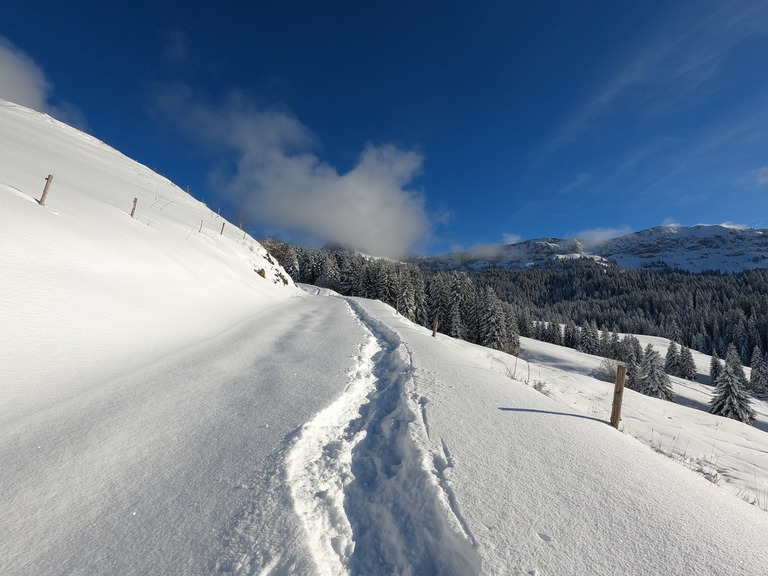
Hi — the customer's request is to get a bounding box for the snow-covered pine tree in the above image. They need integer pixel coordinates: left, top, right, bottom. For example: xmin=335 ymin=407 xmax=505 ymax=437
xmin=579 ymin=321 xmax=599 ymax=355
xmin=710 ymin=344 xmax=755 ymax=424
xmin=563 ymin=321 xmax=580 ymax=349
xmin=638 ymin=344 xmax=675 ymax=401
xmin=709 ymin=350 xmax=722 ymax=385
xmin=678 ymin=346 xmax=697 ymax=380
xmin=479 ymin=286 xmax=508 ymax=351
xmin=502 ymin=302 xmax=521 ymax=355
xmin=749 ymin=345 xmax=768 ymax=393
xmin=664 ymin=342 xmax=680 ymax=376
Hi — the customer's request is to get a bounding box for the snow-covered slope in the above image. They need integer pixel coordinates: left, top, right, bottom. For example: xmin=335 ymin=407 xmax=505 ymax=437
xmin=425 ymin=225 xmax=768 ymax=273
xmin=0 ymin=99 xmax=292 ymax=405
xmin=3 ymin=100 xmax=768 ymax=575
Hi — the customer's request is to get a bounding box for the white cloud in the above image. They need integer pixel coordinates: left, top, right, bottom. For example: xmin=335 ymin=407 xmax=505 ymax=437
xmin=155 ymin=87 xmax=430 ymax=258
xmin=0 ymin=35 xmax=85 ymax=128
xmin=661 ymin=218 xmax=681 ymax=227
xmin=720 ymin=221 xmax=748 ymax=229
xmin=574 ymin=226 xmax=633 ymax=241
xmin=0 ymin=35 xmax=49 ymax=111
xmin=501 ymin=233 xmax=522 ymax=245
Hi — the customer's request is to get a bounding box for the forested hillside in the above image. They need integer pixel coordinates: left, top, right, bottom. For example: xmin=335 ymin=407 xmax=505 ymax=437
xmin=262 ymin=239 xmax=768 ymax=367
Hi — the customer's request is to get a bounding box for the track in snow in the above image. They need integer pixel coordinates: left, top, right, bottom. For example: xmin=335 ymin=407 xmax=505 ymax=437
xmin=287 ymin=297 xmax=481 ymax=575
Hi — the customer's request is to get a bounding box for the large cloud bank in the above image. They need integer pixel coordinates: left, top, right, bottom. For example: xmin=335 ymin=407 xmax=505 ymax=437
xmin=158 ymin=88 xmax=430 ymax=258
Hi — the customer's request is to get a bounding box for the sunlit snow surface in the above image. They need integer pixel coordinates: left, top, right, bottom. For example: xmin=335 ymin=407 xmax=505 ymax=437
xmin=2 ymin=100 xmax=768 ymax=575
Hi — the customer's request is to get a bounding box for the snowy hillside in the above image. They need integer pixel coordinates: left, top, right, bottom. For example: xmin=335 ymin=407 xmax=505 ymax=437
xmin=425 ymin=225 xmax=768 ymax=273
xmin=3 ymin=100 xmax=768 ymax=575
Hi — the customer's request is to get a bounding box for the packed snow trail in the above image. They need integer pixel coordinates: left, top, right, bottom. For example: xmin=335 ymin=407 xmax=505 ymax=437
xmin=285 ymin=296 xmax=480 ymax=575
xmin=1 ymin=296 xmax=368 ymax=576
xmin=350 ymin=298 xmax=768 ymax=575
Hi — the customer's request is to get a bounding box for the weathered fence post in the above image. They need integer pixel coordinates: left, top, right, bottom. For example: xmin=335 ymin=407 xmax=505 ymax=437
xmin=432 ymin=313 xmax=439 ymax=338
xmin=199 ymin=220 xmax=203 ymax=233
xmin=220 ymin=222 xmax=225 ymax=235
xmin=130 ymin=197 xmax=138 ymax=218
xmin=39 ymin=174 xmax=53 ymax=206
xmin=610 ymin=363 xmax=627 ymax=429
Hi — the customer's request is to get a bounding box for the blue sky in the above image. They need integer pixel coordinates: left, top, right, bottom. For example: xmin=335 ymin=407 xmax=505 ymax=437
xmin=3 ymin=1 xmax=768 ymax=257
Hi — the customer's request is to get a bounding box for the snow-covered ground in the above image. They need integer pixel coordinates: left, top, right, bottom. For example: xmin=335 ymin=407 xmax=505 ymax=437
xmin=3 ymin=99 xmax=768 ymax=574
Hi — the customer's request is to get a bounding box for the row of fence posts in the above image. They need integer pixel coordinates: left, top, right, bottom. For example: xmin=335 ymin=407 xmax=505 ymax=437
xmin=37 ymin=174 xmax=233 ymax=237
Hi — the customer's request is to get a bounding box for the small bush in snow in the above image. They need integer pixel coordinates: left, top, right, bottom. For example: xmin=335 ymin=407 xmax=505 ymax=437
xmin=595 ymin=358 xmax=618 ymax=382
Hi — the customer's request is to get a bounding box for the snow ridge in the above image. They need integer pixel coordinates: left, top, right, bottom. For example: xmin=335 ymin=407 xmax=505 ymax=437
xmin=286 ymin=297 xmax=480 ymax=575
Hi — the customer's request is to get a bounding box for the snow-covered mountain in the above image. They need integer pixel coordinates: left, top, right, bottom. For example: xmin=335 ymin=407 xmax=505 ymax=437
xmin=425 ymin=225 xmax=768 ymax=273
xmin=3 ymin=99 xmax=768 ymax=575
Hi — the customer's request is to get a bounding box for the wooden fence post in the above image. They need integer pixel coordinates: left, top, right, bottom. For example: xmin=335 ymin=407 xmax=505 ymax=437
xmin=199 ymin=220 xmax=203 ymax=233
xmin=432 ymin=313 xmax=439 ymax=338
xmin=610 ymin=363 xmax=627 ymax=429
xmin=130 ymin=197 xmax=138 ymax=218
xmin=39 ymin=174 xmax=53 ymax=206
xmin=220 ymin=222 xmax=225 ymax=235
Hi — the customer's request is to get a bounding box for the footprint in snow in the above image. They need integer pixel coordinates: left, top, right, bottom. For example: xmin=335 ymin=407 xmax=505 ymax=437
xmin=537 ymin=532 xmax=552 ymax=543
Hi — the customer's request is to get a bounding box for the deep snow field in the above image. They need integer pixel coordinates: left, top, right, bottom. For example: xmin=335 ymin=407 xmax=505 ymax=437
xmin=2 ymin=99 xmax=768 ymax=575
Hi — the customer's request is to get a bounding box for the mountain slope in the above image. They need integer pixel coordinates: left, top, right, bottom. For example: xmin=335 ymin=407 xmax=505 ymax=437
xmin=425 ymin=225 xmax=768 ymax=273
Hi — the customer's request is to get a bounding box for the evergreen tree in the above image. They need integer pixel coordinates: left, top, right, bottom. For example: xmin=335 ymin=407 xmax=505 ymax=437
xmin=710 ymin=344 xmax=755 ymax=424
xmin=579 ymin=321 xmax=599 ymax=355
xmin=748 ymin=346 xmax=768 ymax=394
xmin=479 ymin=286 xmax=508 ymax=351
xmin=664 ymin=342 xmax=680 ymax=376
xmin=709 ymin=350 xmax=722 ymax=385
xmin=638 ymin=344 xmax=675 ymax=401
xmin=563 ymin=321 xmax=580 ymax=349
xmin=678 ymin=346 xmax=697 ymax=380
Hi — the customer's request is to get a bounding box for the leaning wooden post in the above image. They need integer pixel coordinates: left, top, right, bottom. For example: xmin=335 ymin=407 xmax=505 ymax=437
xmin=220 ymin=222 xmax=225 ymax=235
xmin=432 ymin=313 xmax=439 ymax=338
xmin=39 ymin=174 xmax=54 ymax=206
xmin=610 ymin=363 xmax=627 ymax=429
xmin=130 ymin=197 xmax=138 ymax=218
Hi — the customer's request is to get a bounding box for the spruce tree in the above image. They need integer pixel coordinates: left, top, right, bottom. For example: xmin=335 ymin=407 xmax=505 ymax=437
xmin=678 ymin=346 xmax=697 ymax=381
xmin=638 ymin=344 xmax=675 ymax=401
xmin=749 ymin=346 xmax=768 ymax=394
xmin=664 ymin=342 xmax=680 ymax=376
xmin=709 ymin=350 xmax=722 ymax=385
xmin=710 ymin=344 xmax=755 ymax=424
xmin=479 ymin=286 xmax=508 ymax=351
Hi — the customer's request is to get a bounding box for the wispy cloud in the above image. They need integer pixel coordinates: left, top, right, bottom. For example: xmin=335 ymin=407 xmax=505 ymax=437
xmin=574 ymin=226 xmax=633 ymax=242
xmin=0 ymin=35 xmax=85 ymax=128
xmin=501 ymin=233 xmax=522 ymax=245
xmin=154 ymin=86 xmax=430 ymax=258
xmin=743 ymin=165 xmax=768 ymax=187
xmin=557 ymin=173 xmax=591 ymax=195
xmin=543 ymin=0 xmax=768 ymax=155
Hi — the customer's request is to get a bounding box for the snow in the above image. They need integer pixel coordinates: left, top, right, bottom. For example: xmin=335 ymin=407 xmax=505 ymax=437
xmin=430 ymin=224 xmax=768 ymax=273
xmin=3 ymin=99 xmax=768 ymax=575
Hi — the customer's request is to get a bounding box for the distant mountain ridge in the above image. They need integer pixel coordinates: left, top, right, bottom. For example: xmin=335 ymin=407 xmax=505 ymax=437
xmin=421 ymin=225 xmax=768 ymax=273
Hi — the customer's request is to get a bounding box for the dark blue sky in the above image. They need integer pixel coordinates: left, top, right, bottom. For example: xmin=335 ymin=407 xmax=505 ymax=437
xmin=3 ymin=1 xmax=768 ymax=256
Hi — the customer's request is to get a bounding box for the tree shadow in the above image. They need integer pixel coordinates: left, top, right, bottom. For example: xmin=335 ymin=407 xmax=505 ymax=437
xmin=498 ymin=407 xmax=608 ymax=425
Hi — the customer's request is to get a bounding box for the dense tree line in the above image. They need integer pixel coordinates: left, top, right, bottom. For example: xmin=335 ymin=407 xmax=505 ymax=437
xmin=260 ymin=239 xmax=520 ymax=355
xmin=448 ymin=260 xmax=768 ymax=365
xmin=262 ymin=240 xmax=766 ymax=422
